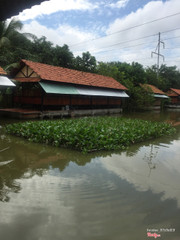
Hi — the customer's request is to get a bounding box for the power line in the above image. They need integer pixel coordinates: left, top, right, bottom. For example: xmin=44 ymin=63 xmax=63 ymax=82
xmin=94 ymin=34 xmax=180 ymax=54
xmin=85 ymin=31 xmax=180 ymax=56
xmin=90 ymin=32 xmax=180 ymax=63
xmin=165 ymin=47 xmax=180 ymax=50
xmin=93 ymin=40 xmax=157 ymax=55
xmin=70 ymin=12 xmax=180 ymax=48
xmin=161 ymin=27 xmax=180 ymax=34
xmin=100 ymin=33 xmax=157 ymax=48
xmin=163 ymin=35 xmax=180 ymax=41
xmin=74 ymin=33 xmax=158 ymax=55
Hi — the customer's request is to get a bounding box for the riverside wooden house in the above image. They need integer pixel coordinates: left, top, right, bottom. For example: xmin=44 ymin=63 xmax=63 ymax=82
xmin=166 ymin=88 xmax=180 ymax=105
xmin=5 ymin=59 xmax=129 ymax=118
xmin=140 ymin=84 xmax=168 ymax=108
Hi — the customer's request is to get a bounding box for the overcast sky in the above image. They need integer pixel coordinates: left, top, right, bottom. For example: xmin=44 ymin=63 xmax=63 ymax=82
xmin=13 ymin=0 xmax=180 ymax=68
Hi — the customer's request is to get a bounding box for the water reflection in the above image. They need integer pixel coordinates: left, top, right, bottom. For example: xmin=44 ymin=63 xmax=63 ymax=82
xmin=0 ymin=130 xmax=112 ymax=203
xmin=101 ymin=135 xmax=180 ymax=207
xmin=0 ymin=111 xmax=180 ymax=240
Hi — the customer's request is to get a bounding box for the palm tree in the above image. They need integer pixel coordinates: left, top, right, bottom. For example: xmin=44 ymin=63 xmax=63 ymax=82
xmin=0 ymin=18 xmax=23 ymax=49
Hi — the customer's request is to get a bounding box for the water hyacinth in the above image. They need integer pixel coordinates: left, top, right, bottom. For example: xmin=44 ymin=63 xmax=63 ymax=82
xmin=5 ymin=116 xmax=176 ymax=152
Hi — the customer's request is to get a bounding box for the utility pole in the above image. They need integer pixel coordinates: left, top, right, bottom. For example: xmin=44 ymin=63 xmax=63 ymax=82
xmin=151 ymin=32 xmax=165 ymax=78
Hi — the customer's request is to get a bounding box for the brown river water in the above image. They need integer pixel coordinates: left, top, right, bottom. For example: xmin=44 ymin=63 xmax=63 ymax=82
xmin=0 ymin=110 xmax=180 ymax=240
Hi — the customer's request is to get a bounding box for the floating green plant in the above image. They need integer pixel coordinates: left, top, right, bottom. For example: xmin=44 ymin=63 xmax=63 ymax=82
xmin=5 ymin=116 xmax=176 ymax=152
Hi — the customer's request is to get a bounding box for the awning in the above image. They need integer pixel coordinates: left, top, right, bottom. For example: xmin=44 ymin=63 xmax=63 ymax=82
xmin=76 ymin=86 xmax=129 ymax=97
xmin=0 ymin=76 xmax=15 ymax=87
xmin=39 ymin=82 xmax=129 ymax=98
xmin=154 ymin=94 xmax=169 ymax=99
xmin=39 ymin=82 xmax=78 ymax=94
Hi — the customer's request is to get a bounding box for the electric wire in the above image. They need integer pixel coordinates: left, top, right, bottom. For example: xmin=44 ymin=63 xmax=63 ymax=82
xmin=70 ymin=12 xmax=180 ymax=48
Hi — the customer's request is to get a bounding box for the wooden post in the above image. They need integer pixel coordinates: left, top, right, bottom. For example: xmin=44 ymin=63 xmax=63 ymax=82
xmin=41 ymin=89 xmax=44 ymax=112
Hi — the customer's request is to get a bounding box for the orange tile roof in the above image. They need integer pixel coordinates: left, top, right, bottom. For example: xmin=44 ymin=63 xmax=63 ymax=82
xmin=19 ymin=59 xmax=127 ymax=90
xmin=0 ymin=66 xmax=7 ymax=75
xmin=170 ymin=88 xmax=180 ymax=96
xmin=167 ymin=92 xmax=178 ymax=97
xmin=141 ymin=84 xmax=165 ymax=95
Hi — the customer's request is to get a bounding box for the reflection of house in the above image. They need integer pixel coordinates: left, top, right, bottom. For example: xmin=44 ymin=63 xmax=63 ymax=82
xmin=4 ymin=59 xmax=129 ymax=118
xmin=140 ymin=84 xmax=168 ymax=108
xmin=166 ymin=88 xmax=180 ymax=105
xmin=0 ymin=66 xmax=15 ymax=88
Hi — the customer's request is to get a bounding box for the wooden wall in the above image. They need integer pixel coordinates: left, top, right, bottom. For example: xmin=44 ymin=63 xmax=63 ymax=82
xmin=14 ymin=94 xmax=121 ymax=108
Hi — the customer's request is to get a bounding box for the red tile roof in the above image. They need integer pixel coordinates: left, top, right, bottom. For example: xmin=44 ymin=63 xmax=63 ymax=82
xmin=0 ymin=66 xmax=7 ymax=75
xmin=141 ymin=84 xmax=165 ymax=95
xmin=18 ymin=59 xmax=127 ymax=90
xmin=170 ymin=88 xmax=180 ymax=96
xmin=167 ymin=92 xmax=178 ymax=97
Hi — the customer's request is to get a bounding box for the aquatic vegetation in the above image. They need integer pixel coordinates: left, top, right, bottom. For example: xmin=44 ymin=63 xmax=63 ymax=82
xmin=5 ymin=117 xmax=176 ymax=152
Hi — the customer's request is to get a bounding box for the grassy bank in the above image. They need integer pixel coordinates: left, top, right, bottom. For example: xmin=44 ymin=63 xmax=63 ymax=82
xmin=5 ymin=116 xmax=176 ymax=152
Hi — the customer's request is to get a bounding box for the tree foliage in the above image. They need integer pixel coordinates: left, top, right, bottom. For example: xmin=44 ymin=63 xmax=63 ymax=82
xmin=0 ymin=18 xmax=23 ymax=49
xmin=97 ymin=61 xmax=180 ymax=110
xmin=1 ymin=19 xmax=180 ymax=111
xmin=74 ymin=51 xmax=97 ymax=72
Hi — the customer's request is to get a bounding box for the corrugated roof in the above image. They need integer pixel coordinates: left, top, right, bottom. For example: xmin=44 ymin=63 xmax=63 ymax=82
xmin=141 ymin=84 xmax=166 ymax=95
xmin=76 ymin=86 xmax=129 ymax=97
xmin=39 ymin=82 xmax=79 ymax=95
xmin=0 ymin=66 xmax=7 ymax=75
xmin=154 ymin=94 xmax=169 ymax=99
xmin=39 ymin=82 xmax=129 ymax=98
xmin=170 ymin=88 xmax=180 ymax=96
xmin=0 ymin=76 xmax=15 ymax=87
xmin=19 ymin=59 xmax=127 ymax=91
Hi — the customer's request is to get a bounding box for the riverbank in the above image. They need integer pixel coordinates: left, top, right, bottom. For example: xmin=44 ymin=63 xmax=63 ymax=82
xmin=5 ymin=116 xmax=176 ymax=152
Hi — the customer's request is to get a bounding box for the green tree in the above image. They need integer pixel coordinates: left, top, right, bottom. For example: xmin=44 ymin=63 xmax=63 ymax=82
xmin=0 ymin=18 xmax=36 ymax=69
xmin=97 ymin=62 xmax=120 ymax=79
xmin=52 ymin=44 xmax=74 ymax=68
xmin=145 ymin=64 xmax=180 ymax=91
xmin=74 ymin=51 xmax=97 ymax=72
xmin=97 ymin=61 xmax=154 ymax=111
xmin=30 ymin=36 xmax=54 ymax=64
xmin=159 ymin=64 xmax=180 ymax=90
xmin=0 ymin=18 xmax=23 ymax=49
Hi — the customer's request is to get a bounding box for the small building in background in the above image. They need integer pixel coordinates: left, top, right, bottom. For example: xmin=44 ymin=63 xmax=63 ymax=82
xmin=140 ymin=84 xmax=168 ymax=109
xmin=166 ymin=88 xmax=180 ymax=105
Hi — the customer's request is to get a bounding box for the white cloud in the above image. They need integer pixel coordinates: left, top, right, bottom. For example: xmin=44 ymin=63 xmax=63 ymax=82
xmin=108 ymin=0 xmax=129 ymax=9
xmin=17 ymin=0 xmax=97 ymax=21
xmin=101 ymin=0 xmax=180 ymax=67
xmin=70 ymin=0 xmax=180 ymax=68
xmin=20 ymin=0 xmax=180 ymax=68
xmin=22 ymin=20 xmax=97 ymax=49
